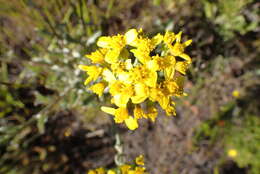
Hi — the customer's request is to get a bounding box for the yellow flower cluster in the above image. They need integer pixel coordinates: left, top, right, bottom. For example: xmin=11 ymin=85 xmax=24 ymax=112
xmin=87 ymin=155 xmax=146 ymax=174
xmin=79 ymin=29 xmax=192 ymax=130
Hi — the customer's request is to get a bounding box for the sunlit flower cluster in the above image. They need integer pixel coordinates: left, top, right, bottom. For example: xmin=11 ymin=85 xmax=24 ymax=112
xmin=79 ymin=29 xmax=192 ymax=130
xmin=87 ymin=155 xmax=146 ymax=174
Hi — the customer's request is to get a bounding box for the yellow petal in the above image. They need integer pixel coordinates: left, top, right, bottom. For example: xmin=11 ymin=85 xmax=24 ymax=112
xmin=184 ymin=39 xmax=192 ymax=47
xmin=118 ymin=72 xmax=132 ymax=84
xmin=120 ymin=165 xmax=131 ymax=174
xmin=85 ymin=48 xmax=107 ymax=64
xmin=102 ymin=69 xmax=116 ymax=82
xmin=114 ymin=93 xmax=130 ymax=107
xmin=175 ymin=61 xmax=189 ymax=75
xmin=135 ymin=167 xmax=146 ymax=174
xmin=164 ymin=66 xmax=175 ymax=80
xmin=164 ymin=31 xmax=176 ymax=45
xmin=131 ymin=95 xmax=147 ymax=104
xmin=175 ymin=31 xmax=182 ymax=43
xmin=101 ymin=106 xmax=116 ymax=115
xmin=88 ymin=170 xmax=96 ymax=174
xmin=89 ymin=83 xmax=106 ymax=97
xmin=131 ymin=83 xmax=149 ymax=103
xmin=171 ymin=43 xmax=185 ymax=56
xmin=145 ymin=71 xmax=157 ymax=87
xmin=78 ymin=65 xmax=89 ymax=71
xmin=107 ymin=170 xmax=116 ymax=174
xmin=79 ymin=65 xmax=103 ymax=85
xmin=151 ymin=33 xmax=163 ymax=46
xmin=97 ymin=36 xmax=110 ymax=48
xmin=146 ymin=59 xmax=159 ymax=71
xmin=158 ymin=96 xmax=170 ymax=109
xmin=131 ymin=49 xmax=150 ymax=64
xmin=114 ymin=107 xmax=129 ymax=123
xmin=84 ymin=77 xmax=92 ymax=85
xmin=124 ymin=116 xmax=138 ymax=130
xmin=165 ymin=80 xmax=178 ymax=94
xmin=179 ymin=53 xmax=192 ymax=63
xmin=125 ymin=29 xmax=138 ymax=46
xmin=105 ymin=49 xmax=120 ymax=64
xmin=96 ymin=168 xmax=105 ymax=174
xmin=128 ymin=170 xmax=135 ymax=174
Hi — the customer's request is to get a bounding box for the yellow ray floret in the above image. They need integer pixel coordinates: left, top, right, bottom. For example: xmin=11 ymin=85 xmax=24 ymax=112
xmin=135 ymin=155 xmax=145 ymax=165
xmin=89 ymin=82 xmax=106 ymax=97
xmin=78 ymin=65 xmax=103 ymax=85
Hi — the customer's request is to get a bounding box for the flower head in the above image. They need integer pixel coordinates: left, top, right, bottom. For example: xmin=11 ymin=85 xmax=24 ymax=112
xmin=135 ymin=155 xmax=145 ymax=166
xmin=79 ymin=29 xmax=192 ymax=130
xmin=232 ymin=90 xmax=240 ymax=98
xmin=87 ymin=155 xmax=148 ymax=174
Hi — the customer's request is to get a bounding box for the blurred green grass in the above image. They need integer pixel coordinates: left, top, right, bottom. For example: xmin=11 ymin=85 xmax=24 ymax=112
xmin=0 ymin=0 xmax=259 ymax=174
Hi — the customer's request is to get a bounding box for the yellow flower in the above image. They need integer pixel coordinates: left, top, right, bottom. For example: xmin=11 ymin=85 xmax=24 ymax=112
xmin=97 ymin=35 xmax=125 ymax=49
xmin=79 ymin=29 xmax=192 ymax=130
xmin=89 ymin=83 xmax=106 ymax=97
xmin=131 ymin=49 xmax=151 ymax=65
xmin=163 ymin=56 xmax=176 ymax=80
xmin=175 ymin=61 xmax=190 ymax=75
xmin=105 ymin=49 xmax=121 ymax=64
xmin=87 ymin=155 xmax=149 ymax=174
xmin=167 ymin=31 xmax=192 ymax=63
xmin=134 ymin=105 xmax=145 ymax=119
xmin=164 ymin=80 xmax=178 ymax=94
xmin=78 ymin=65 xmax=103 ymax=85
xmin=96 ymin=168 xmax=105 ymax=174
xmin=118 ymin=71 xmax=133 ymax=84
xmin=113 ymin=93 xmax=131 ymax=108
xmin=125 ymin=29 xmax=139 ymax=46
xmin=146 ymin=55 xmax=174 ymax=72
xmin=130 ymin=38 xmax=154 ymax=64
xmin=87 ymin=170 xmax=96 ymax=174
xmin=135 ymin=155 xmax=145 ymax=166
xmin=128 ymin=170 xmax=136 ymax=174
xmin=97 ymin=35 xmax=126 ymax=64
xmin=131 ymin=83 xmax=149 ymax=104
xmin=111 ymin=62 xmax=126 ymax=74
xmin=148 ymin=87 xmax=162 ymax=102
xmin=165 ymin=102 xmax=176 ymax=116
xmin=146 ymin=107 xmax=158 ymax=122
xmin=173 ymin=75 xmax=185 ymax=96
xmin=109 ymin=81 xmax=134 ymax=107
xmin=102 ymin=68 xmax=116 ymax=83
xmin=228 ymin=149 xmax=237 ymax=158
xmin=125 ymin=116 xmax=138 ymax=130
xmin=85 ymin=48 xmax=107 ymax=64
xmin=101 ymin=107 xmax=129 ymax=123
xmin=232 ymin=90 xmax=240 ymax=98
xmin=107 ymin=170 xmax=116 ymax=174
xmin=132 ymin=66 xmax=157 ymax=88
xmin=120 ymin=165 xmax=131 ymax=174
xmin=151 ymin=33 xmax=163 ymax=46
xmin=135 ymin=167 xmax=146 ymax=174
xmin=163 ymin=31 xmax=176 ymax=45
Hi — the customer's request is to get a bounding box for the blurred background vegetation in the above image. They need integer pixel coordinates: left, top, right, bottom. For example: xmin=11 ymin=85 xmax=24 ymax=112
xmin=0 ymin=0 xmax=259 ymax=174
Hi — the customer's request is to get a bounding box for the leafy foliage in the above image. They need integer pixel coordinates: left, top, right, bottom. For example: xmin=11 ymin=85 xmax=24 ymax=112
xmin=202 ymin=0 xmax=259 ymax=40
